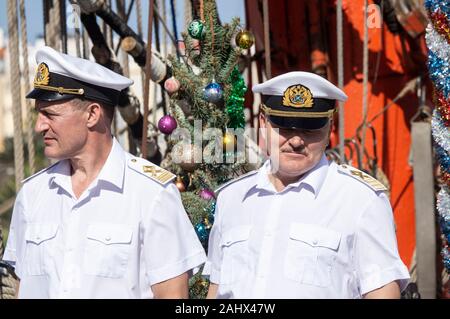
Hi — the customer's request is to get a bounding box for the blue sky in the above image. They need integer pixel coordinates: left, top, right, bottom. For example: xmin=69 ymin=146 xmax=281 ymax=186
xmin=0 ymin=0 xmax=246 ymax=44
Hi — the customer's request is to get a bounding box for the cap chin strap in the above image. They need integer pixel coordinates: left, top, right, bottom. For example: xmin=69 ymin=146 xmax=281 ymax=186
xmin=261 ymin=103 xmax=337 ymax=118
xmin=34 ymin=84 xmax=85 ymax=96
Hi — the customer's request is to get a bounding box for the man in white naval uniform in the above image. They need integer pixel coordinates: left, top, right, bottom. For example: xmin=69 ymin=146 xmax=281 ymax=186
xmin=3 ymin=46 xmax=206 ymax=299
xmin=204 ymin=72 xmax=410 ymax=299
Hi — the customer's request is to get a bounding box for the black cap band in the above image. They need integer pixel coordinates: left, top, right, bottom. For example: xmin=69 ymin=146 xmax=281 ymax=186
xmin=262 ymin=95 xmax=336 ymax=115
xmin=267 ymin=115 xmax=330 ymax=129
xmin=26 ymin=72 xmax=120 ymax=106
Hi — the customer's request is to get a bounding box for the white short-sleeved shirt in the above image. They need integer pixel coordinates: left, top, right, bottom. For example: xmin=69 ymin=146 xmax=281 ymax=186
xmin=3 ymin=138 xmax=206 ymax=299
xmin=203 ymin=155 xmax=410 ymax=299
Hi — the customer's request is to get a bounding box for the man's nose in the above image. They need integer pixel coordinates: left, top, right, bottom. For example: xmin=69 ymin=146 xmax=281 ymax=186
xmin=34 ymin=113 xmax=49 ymax=134
xmin=287 ymin=134 xmax=305 ymax=147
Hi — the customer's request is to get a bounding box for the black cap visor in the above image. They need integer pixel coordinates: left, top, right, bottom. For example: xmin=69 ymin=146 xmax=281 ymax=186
xmin=268 ymin=115 xmax=329 ymax=130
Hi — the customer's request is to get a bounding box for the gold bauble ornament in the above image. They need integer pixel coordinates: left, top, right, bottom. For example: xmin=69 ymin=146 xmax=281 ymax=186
xmin=175 ymin=176 xmax=186 ymax=192
xmin=223 ymin=132 xmax=236 ymax=150
xmin=235 ymin=30 xmax=255 ymax=49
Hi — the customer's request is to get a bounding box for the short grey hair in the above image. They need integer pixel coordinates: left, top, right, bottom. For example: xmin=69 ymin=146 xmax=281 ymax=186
xmin=70 ymin=98 xmax=115 ymax=124
xmin=70 ymin=98 xmax=92 ymax=110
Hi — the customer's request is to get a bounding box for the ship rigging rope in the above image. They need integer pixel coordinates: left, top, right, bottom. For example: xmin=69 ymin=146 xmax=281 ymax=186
xmin=19 ymin=0 xmax=36 ymax=174
xmin=170 ymin=0 xmax=178 ymax=46
xmin=136 ymin=0 xmax=146 ymax=99
xmin=75 ymin=20 xmax=82 ymax=57
xmin=350 ymin=76 xmax=418 ymax=141
xmin=337 ymin=0 xmax=345 ymax=160
xmin=184 ymin=0 xmax=192 ymax=32
xmin=114 ymin=0 xmax=136 ymax=56
xmin=153 ymin=8 xmax=182 ymax=58
xmin=159 ymin=0 xmax=170 ymax=112
xmin=7 ymin=0 xmax=25 ymax=190
xmin=360 ymin=0 xmax=369 ymax=169
xmin=160 ymin=0 xmax=168 ymax=57
xmin=263 ymin=0 xmax=271 ymax=79
xmin=136 ymin=0 xmax=144 ymax=38
xmin=142 ymin=0 xmax=155 ymax=159
xmin=82 ymin=24 xmax=90 ymax=59
xmin=200 ymin=0 xmax=204 ymax=21
xmin=46 ymin=0 xmax=61 ymax=50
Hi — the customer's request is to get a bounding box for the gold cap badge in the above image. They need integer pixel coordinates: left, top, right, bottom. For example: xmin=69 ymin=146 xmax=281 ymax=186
xmin=282 ymin=84 xmax=313 ymax=108
xmin=34 ymin=63 xmax=50 ymax=86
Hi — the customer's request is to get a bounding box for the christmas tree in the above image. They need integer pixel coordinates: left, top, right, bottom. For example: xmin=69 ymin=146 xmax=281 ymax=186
xmin=157 ymin=0 xmax=256 ymax=298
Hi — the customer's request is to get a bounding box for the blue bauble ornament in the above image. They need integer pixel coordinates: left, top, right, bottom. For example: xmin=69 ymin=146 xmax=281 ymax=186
xmin=207 ymin=202 xmax=216 ymax=224
xmin=203 ymin=81 xmax=223 ymax=104
xmin=195 ymin=222 xmax=208 ymax=242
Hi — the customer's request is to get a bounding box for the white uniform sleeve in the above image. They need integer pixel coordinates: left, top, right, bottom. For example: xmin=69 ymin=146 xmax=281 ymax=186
xmin=202 ymin=196 xmax=223 ymax=284
xmin=142 ymin=183 xmax=206 ymax=286
xmin=355 ymin=192 xmax=410 ymax=295
xmin=3 ymin=188 xmax=27 ymax=279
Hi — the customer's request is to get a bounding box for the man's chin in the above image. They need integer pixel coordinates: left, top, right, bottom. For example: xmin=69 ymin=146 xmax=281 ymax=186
xmin=281 ymin=152 xmax=307 ymax=159
xmin=44 ymin=148 xmax=63 ymax=160
xmin=278 ymin=160 xmax=313 ymax=177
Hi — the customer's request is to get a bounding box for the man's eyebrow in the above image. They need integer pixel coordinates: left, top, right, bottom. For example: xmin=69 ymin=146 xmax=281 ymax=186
xmin=35 ymin=105 xmax=56 ymax=113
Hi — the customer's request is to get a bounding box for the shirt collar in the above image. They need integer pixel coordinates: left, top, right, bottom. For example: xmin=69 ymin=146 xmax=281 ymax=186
xmin=254 ymin=160 xmax=275 ymax=191
xmin=94 ymin=137 xmax=126 ymax=190
xmin=50 ymin=137 xmax=126 ymax=194
xmin=249 ymin=154 xmax=329 ymax=198
xmin=49 ymin=160 xmax=72 ymax=193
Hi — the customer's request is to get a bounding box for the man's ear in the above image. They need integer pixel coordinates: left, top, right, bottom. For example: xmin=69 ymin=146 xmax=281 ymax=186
xmin=86 ymin=103 xmax=102 ymax=128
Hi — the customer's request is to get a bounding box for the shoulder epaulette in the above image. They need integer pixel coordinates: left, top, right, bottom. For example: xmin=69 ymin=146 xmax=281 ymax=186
xmin=215 ymin=170 xmax=258 ymax=194
xmin=21 ymin=161 xmax=60 ymax=184
xmin=127 ymin=157 xmax=176 ymax=186
xmin=337 ymin=164 xmax=387 ymax=192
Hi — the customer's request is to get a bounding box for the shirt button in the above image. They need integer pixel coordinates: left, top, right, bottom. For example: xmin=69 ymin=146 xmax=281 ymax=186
xmin=105 ymin=236 xmax=111 ymax=242
xmin=312 ymin=239 xmax=318 ymax=245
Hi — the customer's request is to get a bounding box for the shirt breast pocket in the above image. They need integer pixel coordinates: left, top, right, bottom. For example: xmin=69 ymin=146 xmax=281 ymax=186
xmin=219 ymin=225 xmax=251 ymax=285
xmin=83 ymin=224 xmax=133 ymax=278
xmin=24 ymin=223 xmax=59 ymax=276
xmin=285 ymin=223 xmax=341 ymax=287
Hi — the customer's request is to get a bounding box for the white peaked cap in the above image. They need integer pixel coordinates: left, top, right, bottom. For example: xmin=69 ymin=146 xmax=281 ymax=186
xmin=35 ymin=46 xmax=134 ymax=91
xmin=253 ymin=71 xmax=347 ymax=101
